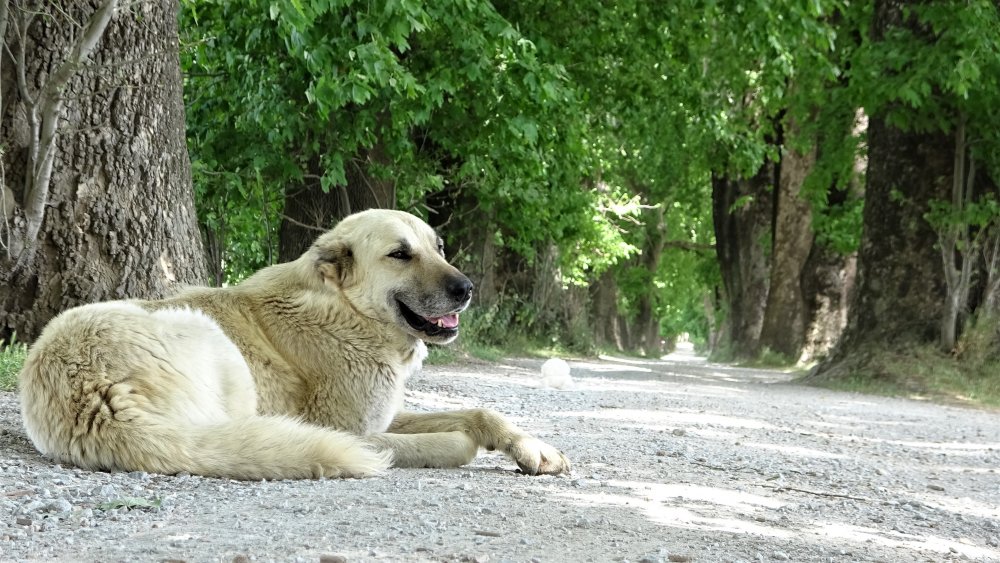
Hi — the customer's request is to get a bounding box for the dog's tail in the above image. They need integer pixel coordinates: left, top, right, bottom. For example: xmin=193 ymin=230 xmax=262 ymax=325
xmin=179 ymin=416 xmax=394 ymax=480
xmin=28 ymin=411 xmax=392 ymax=481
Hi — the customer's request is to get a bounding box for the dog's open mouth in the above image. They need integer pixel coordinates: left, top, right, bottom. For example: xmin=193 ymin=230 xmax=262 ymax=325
xmin=396 ymin=300 xmax=460 ymax=337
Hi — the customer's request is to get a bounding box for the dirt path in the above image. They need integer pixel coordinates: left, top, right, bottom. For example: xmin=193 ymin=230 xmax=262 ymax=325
xmin=2 ymin=350 xmax=999 ymax=562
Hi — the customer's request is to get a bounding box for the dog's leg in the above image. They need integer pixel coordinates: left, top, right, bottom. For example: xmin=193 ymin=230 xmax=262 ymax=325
xmin=371 ymin=410 xmax=570 ymax=475
xmin=364 ymin=431 xmax=480 ymax=469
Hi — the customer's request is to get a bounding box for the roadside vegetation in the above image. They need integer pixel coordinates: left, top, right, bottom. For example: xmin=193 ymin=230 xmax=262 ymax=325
xmin=0 ymin=338 xmax=27 ymax=392
xmin=3 ymin=1 xmax=1000 ymax=409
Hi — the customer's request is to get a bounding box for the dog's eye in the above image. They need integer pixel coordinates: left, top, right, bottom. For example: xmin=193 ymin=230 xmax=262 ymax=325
xmin=388 ymin=250 xmax=411 ymax=261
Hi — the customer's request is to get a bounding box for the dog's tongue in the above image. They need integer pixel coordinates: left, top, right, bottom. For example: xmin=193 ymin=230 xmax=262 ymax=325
xmin=427 ymin=313 xmax=460 ymax=329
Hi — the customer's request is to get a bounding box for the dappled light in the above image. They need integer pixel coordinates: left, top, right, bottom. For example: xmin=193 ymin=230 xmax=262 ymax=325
xmin=740 ymin=442 xmax=849 ymax=460
xmin=807 ymin=522 xmax=998 ymax=560
xmin=3 ymin=0 xmax=1000 ymax=560
xmin=535 ymin=474 xmax=999 ymax=559
xmin=551 ymin=481 xmax=794 ymax=538
xmin=419 ymin=357 xmax=1000 ymax=561
xmin=560 ymin=408 xmax=778 ymax=431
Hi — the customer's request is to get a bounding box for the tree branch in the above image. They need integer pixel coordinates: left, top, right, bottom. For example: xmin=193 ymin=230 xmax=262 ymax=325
xmin=13 ymin=0 xmax=118 ymax=269
xmin=663 ymin=240 xmax=715 ymax=253
xmin=0 ymin=3 xmax=9 ymax=65
xmin=280 ymin=213 xmax=328 ymax=233
xmin=759 ymin=483 xmax=869 ymax=502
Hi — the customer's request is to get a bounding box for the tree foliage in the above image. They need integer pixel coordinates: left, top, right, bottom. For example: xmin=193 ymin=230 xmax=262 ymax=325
xmin=179 ymin=0 xmax=1000 ymax=357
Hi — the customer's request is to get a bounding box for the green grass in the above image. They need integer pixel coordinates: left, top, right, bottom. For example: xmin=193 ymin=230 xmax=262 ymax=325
xmin=739 ymin=347 xmax=805 ymax=371
xmin=0 ymin=337 xmax=28 ymax=392
xmin=806 ymin=344 xmax=1000 ymax=409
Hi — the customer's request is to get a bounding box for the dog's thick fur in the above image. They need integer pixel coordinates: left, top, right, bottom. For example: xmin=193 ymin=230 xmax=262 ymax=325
xmin=19 ymin=210 xmax=570 ymax=480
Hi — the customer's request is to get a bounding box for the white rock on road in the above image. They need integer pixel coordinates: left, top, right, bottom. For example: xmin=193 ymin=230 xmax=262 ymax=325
xmin=1 ymin=352 xmax=999 ymax=562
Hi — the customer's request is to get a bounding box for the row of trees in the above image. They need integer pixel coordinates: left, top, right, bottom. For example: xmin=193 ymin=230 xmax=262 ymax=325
xmin=2 ymin=0 xmax=1000 ymax=381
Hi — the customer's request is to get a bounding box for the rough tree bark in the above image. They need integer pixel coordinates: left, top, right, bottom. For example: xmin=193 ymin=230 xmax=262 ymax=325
xmin=798 ymin=110 xmax=867 ymax=363
xmin=0 ymin=0 xmax=206 ymax=343
xmin=759 ymin=121 xmax=817 ymax=358
xmin=815 ymin=118 xmax=950 ymax=375
xmin=813 ymin=1 xmax=953 ymax=379
xmin=711 ymin=163 xmax=775 ymax=359
xmin=799 ymin=242 xmax=856 ymax=363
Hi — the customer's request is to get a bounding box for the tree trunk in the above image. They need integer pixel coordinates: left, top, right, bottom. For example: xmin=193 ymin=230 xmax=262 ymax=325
xmin=759 ymin=123 xmax=816 ymax=358
xmin=813 ymin=1 xmax=953 ymax=379
xmin=530 ymin=243 xmax=561 ymax=332
xmin=634 ymin=205 xmax=666 ymax=356
xmin=0 ymin=0 xmax=206 ymax=343
xmin=711 ymin=163 xmax=775 ymax=359
xmin=591 ymin=269 xmax=624 ymax=351
xmin=799 ymin=242 xmax=856 ymax=363
xmin=704 ymin=289 xmax=724 ymax=353
xmin=278 ymin=142 xmax=396 ymax=262
xmin=816 ymin=117 xmax=950 ymax=376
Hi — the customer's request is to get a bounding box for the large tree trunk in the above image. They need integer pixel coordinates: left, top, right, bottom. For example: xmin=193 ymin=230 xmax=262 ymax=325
xmin=816 ymin=118 xmax=950 ymax=375
xmin=278 ymin=142 xmax=396 ymax=262
xmin=814 ymin=1 xmax=953 ymax=379
xmin=0 ymin=0 xmax=206 ymax=343
xmin=711 ymin=163 xmax=775 ymax=359
xmin=759 ymin=123 xmax=816 ymax=358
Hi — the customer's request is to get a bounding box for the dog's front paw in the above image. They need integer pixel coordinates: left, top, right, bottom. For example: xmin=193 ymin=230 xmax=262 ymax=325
xmin=507 ymin=435 xmax=571 ymax=476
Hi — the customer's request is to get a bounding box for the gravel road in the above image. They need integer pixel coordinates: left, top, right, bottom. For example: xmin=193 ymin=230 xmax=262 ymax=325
xmin=2 ymin=349 xmax=1000 ymax=562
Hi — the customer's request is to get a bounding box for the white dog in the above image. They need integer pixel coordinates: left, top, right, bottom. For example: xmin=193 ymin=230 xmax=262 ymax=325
xmin=19 ymin=209 xmax=570 ymax=479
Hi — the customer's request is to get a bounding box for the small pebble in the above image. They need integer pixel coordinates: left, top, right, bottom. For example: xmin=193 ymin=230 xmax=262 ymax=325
xmin=45 ymin=499 xmax=72 ymax=514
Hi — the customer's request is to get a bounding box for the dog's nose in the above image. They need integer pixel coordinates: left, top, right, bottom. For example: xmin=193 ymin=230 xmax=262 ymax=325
xmin=448 ymin=276 xmax=474 ymax=301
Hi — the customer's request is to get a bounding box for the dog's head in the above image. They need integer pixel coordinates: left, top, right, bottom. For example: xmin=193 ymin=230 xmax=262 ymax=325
xmin=311 ymin=209 xmax=473 ymax=344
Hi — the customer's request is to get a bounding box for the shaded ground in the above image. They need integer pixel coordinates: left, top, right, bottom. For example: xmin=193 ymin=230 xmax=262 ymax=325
xmin=1 ymin=348 xmax=999 ymax=562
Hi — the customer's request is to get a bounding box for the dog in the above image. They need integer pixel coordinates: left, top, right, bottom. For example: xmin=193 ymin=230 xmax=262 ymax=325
xmin=18 ymin=209 xmax=570 ymax=480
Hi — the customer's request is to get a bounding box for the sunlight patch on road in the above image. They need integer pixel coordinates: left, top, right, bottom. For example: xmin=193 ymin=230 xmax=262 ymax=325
xmin=404 ymin=389 xmax=479 ymax=411
xmin=741 ymin=442 xmax=849 ymax=460
xmin=930 ymin=464 xmax=998 ymax=475
xmin=578 ymin=377 xmax=745 ymax=397
xmin=915 ymin=493 xmax=1000 ymax=520
xmin=559 ymin=408 xmax=778 ymax=430
xmin=808 ymin=522 xmax=999 ymax=560
xmin=822 ymin=432 xmax=1000 ymax=457
xmin=551 ymin=480 xmax=794 ymax=538
xmin=819 ymin=414 xmax=922 ymax=427
xmin=577 ymin=360 xmax=654 ymax=374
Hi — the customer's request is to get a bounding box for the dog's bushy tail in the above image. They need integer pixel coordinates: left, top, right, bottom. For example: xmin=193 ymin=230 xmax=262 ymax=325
xmin=187 ymin=416 xmax=393 ymax=479
xmin=30 ymin=414 xmax=393 ymax=481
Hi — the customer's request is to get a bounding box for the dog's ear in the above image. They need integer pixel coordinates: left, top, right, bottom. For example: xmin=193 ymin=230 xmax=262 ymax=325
xmin=315 ymin=242 xmax=354 ymax=287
